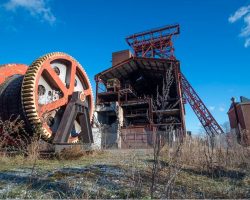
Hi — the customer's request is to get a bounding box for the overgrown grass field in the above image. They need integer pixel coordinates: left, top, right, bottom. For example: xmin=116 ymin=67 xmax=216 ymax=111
xmin=0 ymin=140 xmax=249 ymax=199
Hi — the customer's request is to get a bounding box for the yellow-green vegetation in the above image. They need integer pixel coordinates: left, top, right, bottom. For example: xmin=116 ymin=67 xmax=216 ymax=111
xmin=0 ymin=143 xmax=249 ymax=199
xmin=174 ymin=168 xmax=250 ymax=199
xmin=0 ymin=151 xmax=108 ymax=171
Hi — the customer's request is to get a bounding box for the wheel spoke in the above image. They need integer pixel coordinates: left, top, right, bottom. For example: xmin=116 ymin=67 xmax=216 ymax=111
xmin=68 ymin=62 xmax=77 ymax=93
xmin=44 ymin=65 xmax=68 ymax=95
xmin=39 ymin=97 xmax=68 ymax=114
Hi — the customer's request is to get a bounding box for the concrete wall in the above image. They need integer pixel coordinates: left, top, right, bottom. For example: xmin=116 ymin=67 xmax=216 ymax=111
xmin=94 ymin=103 xmax=120 ymax=148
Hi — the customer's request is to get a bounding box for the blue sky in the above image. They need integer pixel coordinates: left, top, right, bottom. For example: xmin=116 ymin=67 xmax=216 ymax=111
xmin=0 ymin=0 xmax=250 ymax=134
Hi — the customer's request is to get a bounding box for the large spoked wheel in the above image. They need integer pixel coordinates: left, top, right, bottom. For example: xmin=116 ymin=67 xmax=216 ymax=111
xmin=21 ymin=52 xmax=94 ymax=143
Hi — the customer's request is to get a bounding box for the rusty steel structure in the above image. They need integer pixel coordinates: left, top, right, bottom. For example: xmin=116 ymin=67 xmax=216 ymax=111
xmin=181 ymin=73 xmax=224 ymax=137
xmin=95 ymin=24 xmax=223 ymax=148
xmin=126 ymin=24 xmax=180 ymax=59
xmin=126 ymin=24 xmax=224 ymax=137
xmin=0 ymin=52 xmax=94 ymax=147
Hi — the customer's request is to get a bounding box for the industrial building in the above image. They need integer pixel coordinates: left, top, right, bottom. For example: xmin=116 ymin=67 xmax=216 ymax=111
xmin=228 ymin=96 xmax=250 ymax=146
xmin=95 ymin=51 xmax=185 ymax=148
xmin=94 ymin=24 xmax=224 ymax=149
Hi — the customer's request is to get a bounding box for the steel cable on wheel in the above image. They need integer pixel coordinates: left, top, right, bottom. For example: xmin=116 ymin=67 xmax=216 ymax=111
xmin=21 ymin=52 xmax=94 ymax=143
xmin=0 ymin=64 xmax=30 ymax=146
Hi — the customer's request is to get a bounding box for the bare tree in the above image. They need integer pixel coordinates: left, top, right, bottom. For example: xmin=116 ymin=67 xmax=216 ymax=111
xmin=150 ymin=66 xmax=183 ymax=198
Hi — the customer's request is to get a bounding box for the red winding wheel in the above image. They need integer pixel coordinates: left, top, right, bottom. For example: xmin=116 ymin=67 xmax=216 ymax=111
xmin=21 ymin=52 xmax=94 ymax=143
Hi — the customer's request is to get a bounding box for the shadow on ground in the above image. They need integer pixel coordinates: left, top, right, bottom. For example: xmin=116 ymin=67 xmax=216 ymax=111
xmin=146 ymin=159 xmax=246 ymax=180
xmin=0 ymin=164 xmax=128 ymax=198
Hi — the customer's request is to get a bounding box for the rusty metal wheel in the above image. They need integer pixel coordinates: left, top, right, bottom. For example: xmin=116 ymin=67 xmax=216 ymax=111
xmin=21 ymin=52 xmax=94 ymax=143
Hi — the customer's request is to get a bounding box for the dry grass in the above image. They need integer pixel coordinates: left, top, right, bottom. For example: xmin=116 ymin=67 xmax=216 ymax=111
xmin=0 ymin=117 xmax=249 ymax=199
xmin=180 ymin=136 xmax=250 ymax=171
xmin=58 ymin=145 xmax=104 ymax=160
xmin=148 ymin=134 xmax=250 ymax=198
xmin=0 ymin=117 xmax=27 ymax=149
xmin=0 ymin=144 xmax=249 ymax=199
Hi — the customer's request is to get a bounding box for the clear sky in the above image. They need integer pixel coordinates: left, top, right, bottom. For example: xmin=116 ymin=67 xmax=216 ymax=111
xmin=0 ymin=0 xmax=250 ymax=134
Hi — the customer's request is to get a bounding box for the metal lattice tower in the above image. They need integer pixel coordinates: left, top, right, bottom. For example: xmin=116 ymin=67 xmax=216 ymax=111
xmin=126 ymin=24 xmax=179 ymax=59
xmin=181 ymin=73 xmax=224 ymax=136
xmin=126 ymin=24 xmax=224 ymax=136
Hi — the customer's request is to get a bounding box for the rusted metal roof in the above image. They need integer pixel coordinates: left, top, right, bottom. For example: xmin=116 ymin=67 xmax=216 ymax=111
xmin=95 ymin=57 xmax=179 ymax=83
